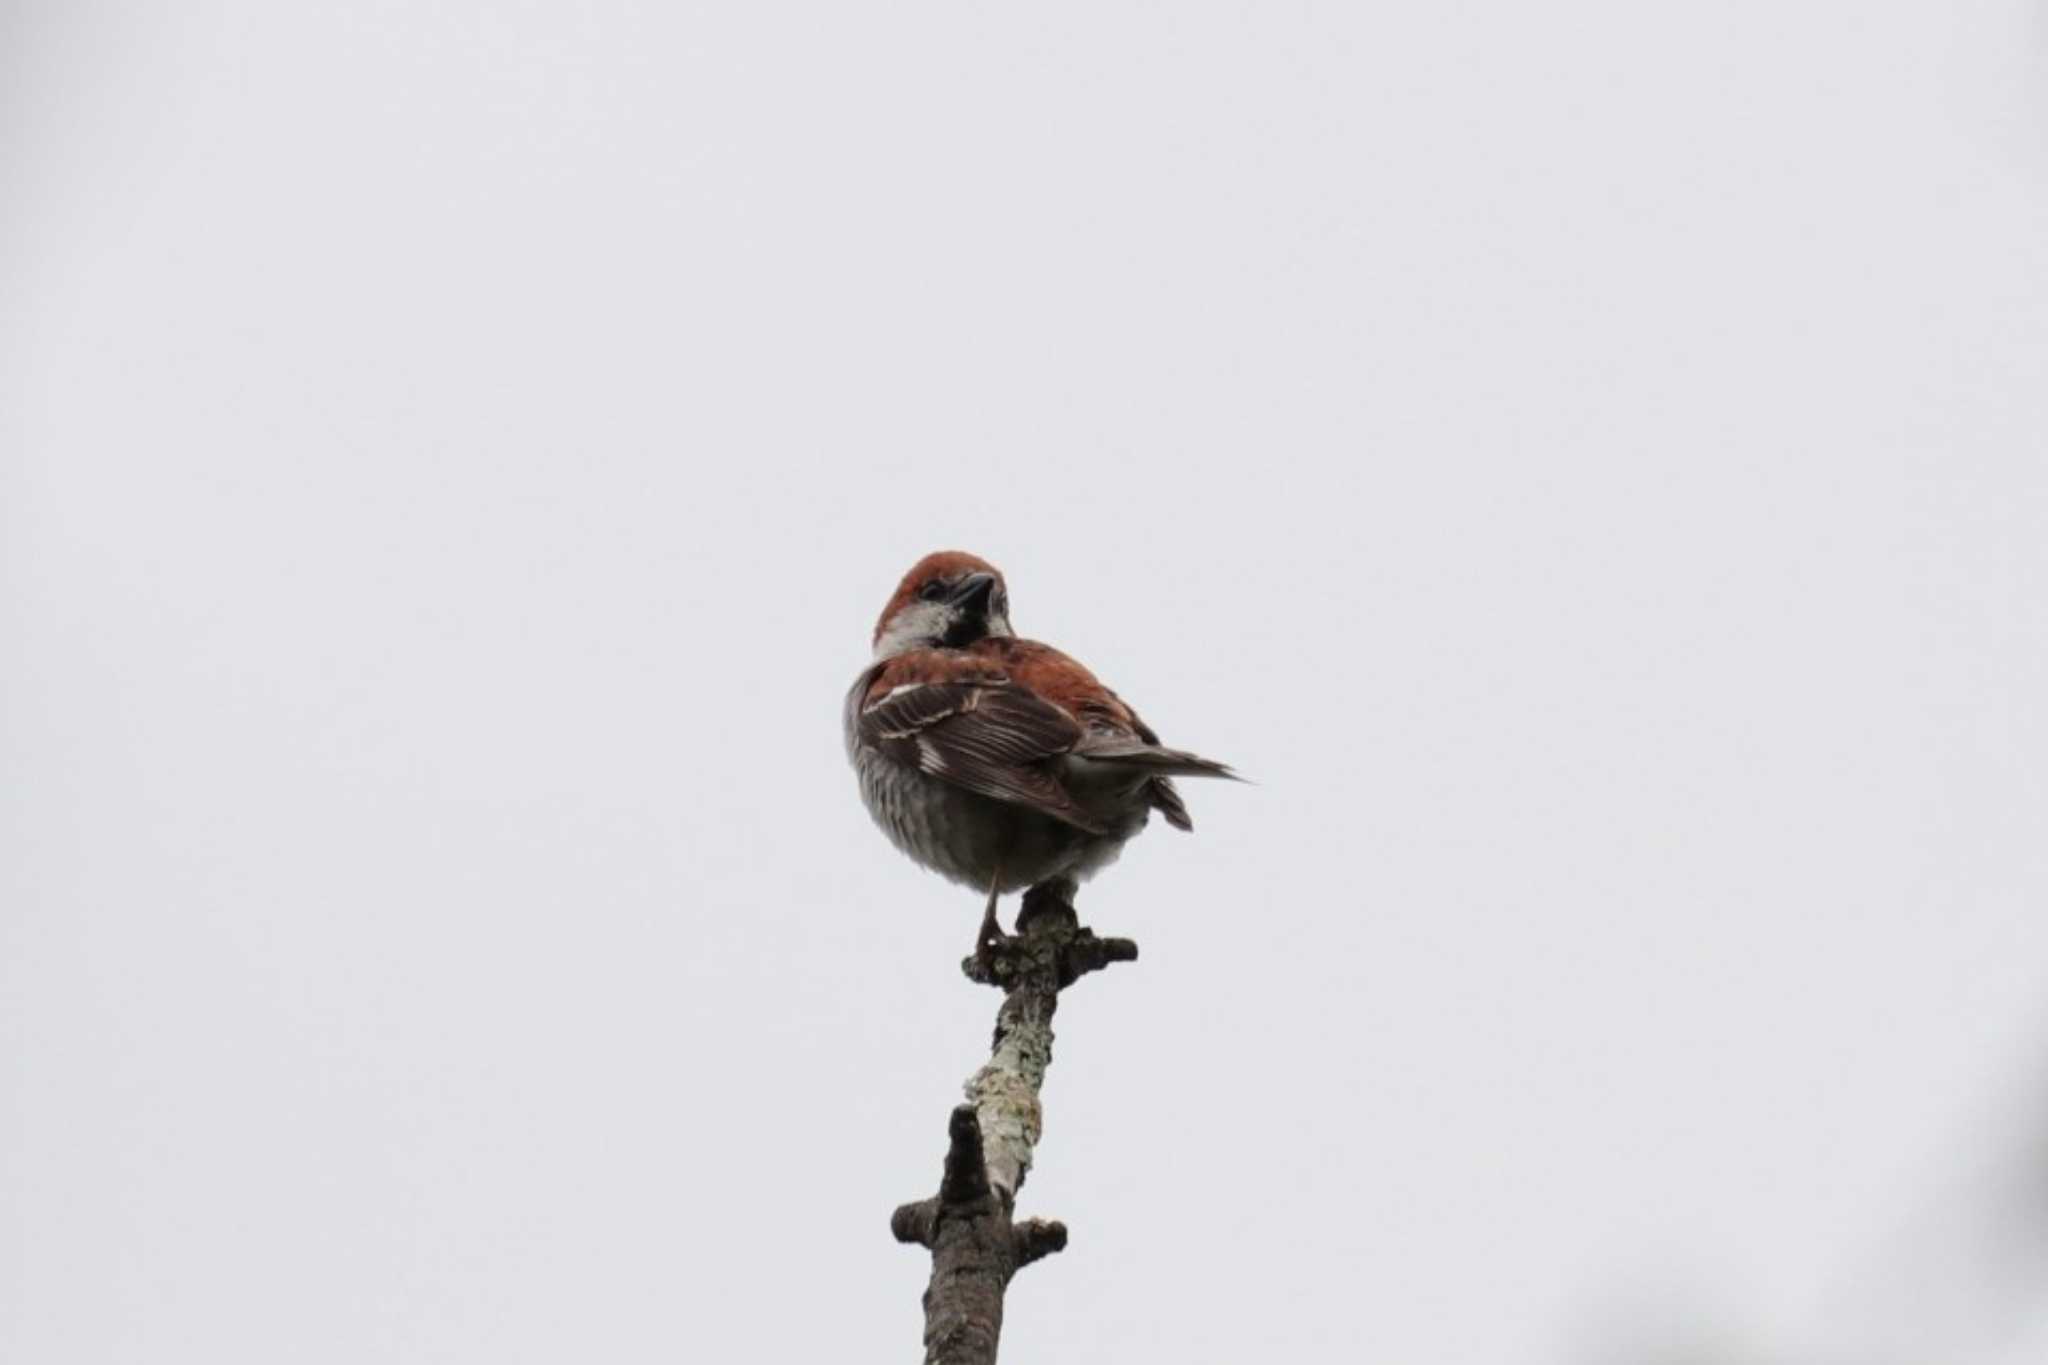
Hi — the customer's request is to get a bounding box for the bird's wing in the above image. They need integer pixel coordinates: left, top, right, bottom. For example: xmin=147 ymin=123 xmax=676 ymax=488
xmin=982 ymin=641 xmax=1235 ymax=829
xmin=856 ymin=668 xmax=1106 ymax=833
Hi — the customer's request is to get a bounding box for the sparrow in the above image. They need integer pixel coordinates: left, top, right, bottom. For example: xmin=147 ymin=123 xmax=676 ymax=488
xmin=845 ymin=550 xmax=1236 ymax=957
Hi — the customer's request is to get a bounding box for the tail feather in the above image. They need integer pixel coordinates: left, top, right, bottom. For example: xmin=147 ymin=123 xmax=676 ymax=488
xmin=1148 ymin=776 xmax=1194 ymax=831
xmin=1073 ymin=738 xmax=1240 ymax=781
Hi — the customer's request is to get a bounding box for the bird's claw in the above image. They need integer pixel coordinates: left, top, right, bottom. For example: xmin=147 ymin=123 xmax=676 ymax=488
xmin=971 ymin=923 xmax=1014 ymax=970
xmin=964 ymin=917 xmax=1026 ymax=984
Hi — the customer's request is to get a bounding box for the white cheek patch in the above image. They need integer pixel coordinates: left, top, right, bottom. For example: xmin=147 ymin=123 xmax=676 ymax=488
xmin=873 ymin=602 xmax=957 ymax=660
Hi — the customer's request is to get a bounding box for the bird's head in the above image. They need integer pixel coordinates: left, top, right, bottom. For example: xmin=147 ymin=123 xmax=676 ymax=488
xmin=872 ymin=551 xmax=1014 ymax=658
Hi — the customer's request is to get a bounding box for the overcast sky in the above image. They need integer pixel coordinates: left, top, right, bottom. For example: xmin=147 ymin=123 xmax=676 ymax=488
xmin=6 ymin=3 xmax=2048 ymax=1362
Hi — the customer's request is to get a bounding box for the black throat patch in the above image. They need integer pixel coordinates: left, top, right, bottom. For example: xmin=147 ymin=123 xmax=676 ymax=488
xmin=939 ymin=617 xmax=990 ymax=649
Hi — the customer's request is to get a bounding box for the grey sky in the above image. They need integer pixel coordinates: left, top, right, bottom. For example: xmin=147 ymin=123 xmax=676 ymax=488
xmin=6 ymin=3 xmax=2048 ymax=1361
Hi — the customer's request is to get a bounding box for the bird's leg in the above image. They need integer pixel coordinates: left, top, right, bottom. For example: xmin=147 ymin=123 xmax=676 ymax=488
xmin=975 ymin=866 xmax=1009 ymax=959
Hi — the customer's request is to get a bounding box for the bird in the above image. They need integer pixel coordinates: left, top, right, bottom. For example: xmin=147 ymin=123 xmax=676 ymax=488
xmin=844 ymin=550 xmax=1237 ymax=959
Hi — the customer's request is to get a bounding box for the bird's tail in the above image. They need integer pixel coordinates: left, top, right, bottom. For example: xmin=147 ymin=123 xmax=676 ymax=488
xmin=1073 ymin=738 xmax=1241 ymax=781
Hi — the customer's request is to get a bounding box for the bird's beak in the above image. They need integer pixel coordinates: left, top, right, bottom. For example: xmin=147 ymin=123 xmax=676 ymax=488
xmin=948 ymin=573 xmax=997 ymax=613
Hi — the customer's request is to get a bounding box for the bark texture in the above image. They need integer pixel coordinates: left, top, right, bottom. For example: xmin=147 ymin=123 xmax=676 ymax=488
xmin=891 ymin=884 xmax=1137 ymax=1365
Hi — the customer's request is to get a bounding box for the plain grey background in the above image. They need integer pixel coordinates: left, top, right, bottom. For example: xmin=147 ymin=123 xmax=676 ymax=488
xmin=6 ymin=3 xmax=2048 ymax=1361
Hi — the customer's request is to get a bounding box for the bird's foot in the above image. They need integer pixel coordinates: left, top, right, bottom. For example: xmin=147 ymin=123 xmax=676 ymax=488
xmin=971 ymin=903 xmax=1014 ymax=972
xmin=963 ymin=878 xmax=1101 ymax=987
xmin=965 ymin=891 xmax=1023 ymax=983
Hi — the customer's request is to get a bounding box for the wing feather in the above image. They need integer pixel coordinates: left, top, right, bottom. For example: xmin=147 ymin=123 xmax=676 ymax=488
xmin=858 ymin=680 xmax=1105 ymax=832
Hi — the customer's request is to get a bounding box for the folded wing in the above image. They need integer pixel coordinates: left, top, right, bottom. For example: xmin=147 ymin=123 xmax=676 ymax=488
xmin=857 ymin=679 xmax=1108 ymax=833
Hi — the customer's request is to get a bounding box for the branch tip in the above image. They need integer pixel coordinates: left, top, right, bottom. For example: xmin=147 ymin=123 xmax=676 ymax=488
xmin=1057 ymin=933 xmax=1137 ymax=986
xmin=961 ymin=911 xmax=1138 ymax=991
xmin=891 ymin=1198 xmax=936 ymax=1247
xmin=1012 ymin=1218 xmax=1068 ymax=1268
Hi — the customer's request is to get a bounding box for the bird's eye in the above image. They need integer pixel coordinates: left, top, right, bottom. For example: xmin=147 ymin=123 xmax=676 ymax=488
xmin=919 ymin=580 xmax=949 ymax=602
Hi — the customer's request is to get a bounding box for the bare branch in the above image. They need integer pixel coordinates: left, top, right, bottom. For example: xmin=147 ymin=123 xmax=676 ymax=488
xmin=892 ymin=890 xmax=1134 ymax=1363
